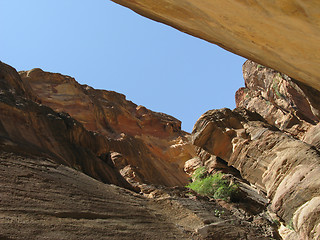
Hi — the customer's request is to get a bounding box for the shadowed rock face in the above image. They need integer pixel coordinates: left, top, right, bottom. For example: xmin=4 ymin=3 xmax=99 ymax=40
xmin=1 ymin=151 xmax=281 ymax=240
xmin=18 ymin=68 xmax=196 ymax=187
xmin=0 ymin=152 xmax=193 ymax=240
xmin=111 ymin=0 xmax=320 ymax=91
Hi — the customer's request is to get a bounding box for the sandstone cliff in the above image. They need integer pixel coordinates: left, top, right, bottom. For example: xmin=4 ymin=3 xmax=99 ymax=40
xmin=18 ymin=68 xmax=196 ymax=187
xmin=111 ymin=0 xmax=320 ymax=92
xmin=0 ymin=61 xmax=136 ymax=189
xmin=192 ymin=62 xmax=320 ymax=240
xmin=236 ymin=60 xmax=320 ymax=139
xmin=1 ymin=61 xmax=282 ymax=239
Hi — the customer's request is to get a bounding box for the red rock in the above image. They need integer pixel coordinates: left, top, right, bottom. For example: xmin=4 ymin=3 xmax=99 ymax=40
xmin=19 ymin=67 xmax=197 ymax=187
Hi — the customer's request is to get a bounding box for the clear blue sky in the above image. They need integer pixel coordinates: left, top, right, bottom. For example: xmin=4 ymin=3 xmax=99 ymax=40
xmin=0 ymin=0 xmax=245 ymax=132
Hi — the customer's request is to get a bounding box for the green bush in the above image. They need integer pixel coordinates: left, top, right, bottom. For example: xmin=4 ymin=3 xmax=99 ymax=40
xmin=186 ymin=167 xmax=238 ymax=202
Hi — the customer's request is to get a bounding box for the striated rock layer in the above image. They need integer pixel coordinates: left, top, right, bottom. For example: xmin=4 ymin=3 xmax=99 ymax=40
xmin=236 ymin=60 xmax=320 ymax=140
xmin=0 ymin=61 xmax=135 ymax=190
xmin=1 ymin=151 xmax=280 ymax=240
xmin=0 ymin=61 xmax=280 ymax=239
xmin=192 ymin=108 xmax=320 ymax=240
xmin=192 ymin=61 xmax=320 ymax=239
xmin=0 ymin=152 xmax=193 ymax=240
xmin=18 ymin=68 xmax=196 ymax=187
xmin=111 ymin=0 xmax=320 ymax=91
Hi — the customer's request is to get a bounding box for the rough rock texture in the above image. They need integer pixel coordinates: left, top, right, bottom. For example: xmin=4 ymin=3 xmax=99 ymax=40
xmin=192 ymin=108 xmax=320 ymax=240
xmin=0 ymin=61 xmax=133 ymax=190
xmin=0 ymin=152 xmax=193 ymax=240
xmin=18 ymin=67 xmax=196 ymax=187
xmin=111 ymin=0 xmax=320 ymax=91
xmin=236 ymin=60 xmax=320 ymax=139
xmin=0 ymin=151 xmax=281 ymax=240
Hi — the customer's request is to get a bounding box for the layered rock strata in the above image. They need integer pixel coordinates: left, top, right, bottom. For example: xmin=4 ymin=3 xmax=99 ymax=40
xmin=18 ymin=68 xmax=196 ymax=187
xmin=192 ymin=107 xmax=320 ymax=240
xmin=0 ymin=151 xmax=280 ymax=239
xmin=111 ymin=0 xmax=320 ymax=91
xmin=0 ymin=61 xmax=280 ymax=238
xmin=0 ymin=152 xmax=193 ymax=240
xmin=0 ymin=61 xmax=133 ymax=189
xmin=236 ymin=60 xmax=320 ymax=140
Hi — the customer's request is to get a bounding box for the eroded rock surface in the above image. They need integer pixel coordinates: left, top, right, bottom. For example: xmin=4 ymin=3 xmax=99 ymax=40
xmin=111 ymin=0 xmax=320 ymax=91
xmin=0 ymin=61 xmax=133 ymax=190
xmin=18 ymin=68 xmax=196 ymax=187
xmin=236 ymin=60 xmax=320 ymax=139
xmin=192 ymin=108 xmax=320 ymax=240
xmin=0 ymin=151 xmax=280 ymax=240
xmin=0 ymin=152 xmax=193 ymax=240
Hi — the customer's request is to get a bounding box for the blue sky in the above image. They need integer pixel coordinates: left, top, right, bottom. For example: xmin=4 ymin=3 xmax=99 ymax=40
xmin=0 ymin=0 xmax=245 ymax=132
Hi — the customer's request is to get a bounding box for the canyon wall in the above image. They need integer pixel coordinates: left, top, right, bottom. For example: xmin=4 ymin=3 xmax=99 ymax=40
xmin=192 ymin=61 xmax=320 ymax=240
xmin=1 ymin=61 xmax=281 ymax=239
xmin=111 ymin=0 xmax=320 ymax=92
xmin=0 ymin=61 xmax=196 ymax=189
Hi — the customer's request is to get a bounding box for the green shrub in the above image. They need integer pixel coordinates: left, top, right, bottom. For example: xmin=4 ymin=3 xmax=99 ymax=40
xmin=191 ymin=166 xmax=207 ymax=180
xmin=286 ymin=219 xmax=294 ymax=231
xmin=186 ymin=167 xmax=238 ymax=202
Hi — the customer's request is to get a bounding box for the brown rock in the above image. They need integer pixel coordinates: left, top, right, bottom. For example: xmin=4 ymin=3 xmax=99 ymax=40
xmin=192 ymin=107 xmax=320 ymax=239
xmin=0 ymin=151 xmax=281 ymax=240
xmin=111 ymin=0 xmax=320 ymax=91
xmin=0 ymin=152 xmax=194 ymax=240
xmin=183 ymin=157 xmax=202 ymax=176
xmin=0 ymin=62 xmax=134 ymax=190
xmin=302 ymin=123 xmax=320 ymax=150
xmin=18 ymin=67 xmax=197 ymax=187
xmin=236 ymin=60 xmax=320 ymax=139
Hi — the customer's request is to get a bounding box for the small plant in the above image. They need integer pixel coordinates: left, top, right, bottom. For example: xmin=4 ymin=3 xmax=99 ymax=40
xmin=214 ymin=209 xmax=225 ymax=217
xmin=272 ymin=219 xmax=280 ymax=226
xmin=186 ymin=167 xmax=239 ymax=202
xmin=286 ymin=219 xmax=294 ymax=231
xmin=257 ymin=64 xmax=264 ymax=69
xmin=272 ymin=78 xmax=284 ymax=98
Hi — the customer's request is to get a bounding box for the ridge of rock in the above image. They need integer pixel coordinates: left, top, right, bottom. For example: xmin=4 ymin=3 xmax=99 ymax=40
xmin=18 ymin=68 xmax=196 ymax=187
xmin=0 ymin=61 xmax=134 ymax=190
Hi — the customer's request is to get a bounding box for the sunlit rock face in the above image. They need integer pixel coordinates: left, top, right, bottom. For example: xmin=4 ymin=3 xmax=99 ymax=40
xmin=0 ymin=61 xmax=133 ymax=189
xmin=19 ymin=68 xmax=196 ymax=187
xmin=236 ymin=60 xmax=320 ymax=140
xmin=192 ymin=62 xmax=320 ymax=239
xmin=111 ymin=0 xmax=320 ymax=91
xmin=192 ymin=108 xmax=320 ymax=240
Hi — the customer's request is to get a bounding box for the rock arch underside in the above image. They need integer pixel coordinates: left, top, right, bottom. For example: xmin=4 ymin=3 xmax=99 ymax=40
xmin=1 ymin=1 xmax=320 ymax=240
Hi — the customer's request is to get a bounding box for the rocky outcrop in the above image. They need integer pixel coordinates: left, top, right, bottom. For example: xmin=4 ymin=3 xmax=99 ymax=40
xmin=111 ymin=0 xmax=320 ymax=92
xmin=192 ymin=107 xmax=320 ymax=240
xmin=236 ymin=60 xmax=320 ymax=139
xmin=18 ymin=68 xmax=196 ymax=187
xmin=191 ymin=61 xmax=320 ymax=239
xmin=0 ymin=61 xmax=133 ymax=189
